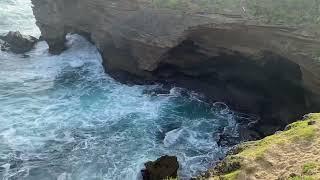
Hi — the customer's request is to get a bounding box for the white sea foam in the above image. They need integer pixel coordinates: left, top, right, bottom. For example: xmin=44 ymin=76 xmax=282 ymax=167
xmin=0 ymin=0 xmax=40 ymax=36
xmin=0 ymin=34 xmax=244 ymax=180
xmin=0 ymin=1 xmax=249 ymax=180
xmin=164 ymin=128 xmax=184 ymax=147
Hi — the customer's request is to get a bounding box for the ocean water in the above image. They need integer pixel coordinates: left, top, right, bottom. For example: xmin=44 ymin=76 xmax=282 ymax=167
xmin=0 ymin=1 xmax=247 ymax=180
xmin=0 ymin=0 xmax=40 ymax=36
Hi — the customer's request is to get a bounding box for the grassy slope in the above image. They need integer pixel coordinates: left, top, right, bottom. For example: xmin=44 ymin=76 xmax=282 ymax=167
xmin=200 ymin=113 xmax=320 ymax=180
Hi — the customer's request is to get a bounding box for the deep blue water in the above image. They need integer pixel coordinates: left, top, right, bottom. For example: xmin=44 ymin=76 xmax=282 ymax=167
xmin=0 ymin=1 xmax=246 ymax=180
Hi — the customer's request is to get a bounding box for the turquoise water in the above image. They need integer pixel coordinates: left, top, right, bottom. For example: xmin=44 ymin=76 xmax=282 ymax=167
xmin=0 ymin=1 xmax=244 ymax=180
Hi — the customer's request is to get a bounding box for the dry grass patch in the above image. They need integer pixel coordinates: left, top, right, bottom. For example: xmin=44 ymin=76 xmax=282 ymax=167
xmin=202 ymin=113 xmax=320 ymax=180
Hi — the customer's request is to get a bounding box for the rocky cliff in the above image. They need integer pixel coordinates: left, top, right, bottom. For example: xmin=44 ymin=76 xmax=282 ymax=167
xmin=31 ymin=0 xmax=320 ymax=135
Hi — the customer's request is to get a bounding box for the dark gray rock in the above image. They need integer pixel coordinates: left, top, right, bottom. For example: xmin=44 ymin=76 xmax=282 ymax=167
xmin=141 ymin=155 xmax=179 ymax=180
xmin=308 ymin=120 xmax=316 ymax=126
xmin=0 ymin=31 xmax=38 ymax=54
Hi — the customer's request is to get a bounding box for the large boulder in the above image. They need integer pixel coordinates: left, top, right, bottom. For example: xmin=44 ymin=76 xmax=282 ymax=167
xmin=141 ymin=155 xmax=179 ymax=180
xmin=0 ymin=31 xmax=38 ymax=54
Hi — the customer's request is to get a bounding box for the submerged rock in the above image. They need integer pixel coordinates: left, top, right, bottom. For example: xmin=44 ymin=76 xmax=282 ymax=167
xmin=142 ymin=155 xmax=179 ymax=180
xmin=0 ymin=31 xmax=38 ymax=54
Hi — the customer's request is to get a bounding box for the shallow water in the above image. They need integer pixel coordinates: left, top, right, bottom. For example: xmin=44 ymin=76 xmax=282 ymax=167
xmin=0 ymin=1 xmax=246 ymax=180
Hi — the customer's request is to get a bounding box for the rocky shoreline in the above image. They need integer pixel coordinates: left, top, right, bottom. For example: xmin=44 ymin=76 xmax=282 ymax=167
xmin=0 ymin=30 xmax=260 ymax=179
xmin=2 ymin=28 xmax=319 ymax=180
xmin=30 ymin=0 xmax=320 ymax=139
xmin=4 ymin=0 xmax=320 ymax=179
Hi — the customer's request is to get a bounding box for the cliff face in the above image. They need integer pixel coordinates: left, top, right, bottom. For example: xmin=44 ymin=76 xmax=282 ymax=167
xmin=31 ymin=0 xmax=320 ymax=134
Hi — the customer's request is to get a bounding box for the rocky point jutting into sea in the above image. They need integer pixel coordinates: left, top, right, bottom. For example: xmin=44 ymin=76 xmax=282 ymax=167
xmin=31 ymin=0 xmax=320 ymax=136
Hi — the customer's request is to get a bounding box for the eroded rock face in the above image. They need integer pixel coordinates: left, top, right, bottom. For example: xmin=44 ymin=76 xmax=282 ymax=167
xmin=31 ymin=0 xmax=320 ymax=134
xmin=142 ymin=155 xmax=179 ymax=180
xmin=0 ymin=31 xmax=38 ymax=54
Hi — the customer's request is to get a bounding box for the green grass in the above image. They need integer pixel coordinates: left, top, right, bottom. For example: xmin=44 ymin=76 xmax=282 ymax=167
xmin=303 ymin=162 xmax=318 ymax=175
xmin=238 ymin=115 xmax=317 ymax=159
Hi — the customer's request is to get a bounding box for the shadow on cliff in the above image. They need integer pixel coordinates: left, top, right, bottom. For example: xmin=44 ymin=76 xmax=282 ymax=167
xmin=151 ymin=39 xmax=318 ymax=136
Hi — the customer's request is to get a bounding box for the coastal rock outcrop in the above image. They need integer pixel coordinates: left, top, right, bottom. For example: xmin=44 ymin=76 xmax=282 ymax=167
xmin=141 ymin=155 xmax=179 ymax=180
xmin=31 ymin=0 xmax=320 ymax=135
xmin=0 ymin=31 xmax=38 ymax=54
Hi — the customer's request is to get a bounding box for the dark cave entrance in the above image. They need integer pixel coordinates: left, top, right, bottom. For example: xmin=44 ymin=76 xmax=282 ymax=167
xmin=154 ymin=40 xmax=309 ymax=137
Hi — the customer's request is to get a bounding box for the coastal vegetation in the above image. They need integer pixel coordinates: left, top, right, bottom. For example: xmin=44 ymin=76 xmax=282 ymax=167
xmin=200 ymin=113 xmax=320 ymax=180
